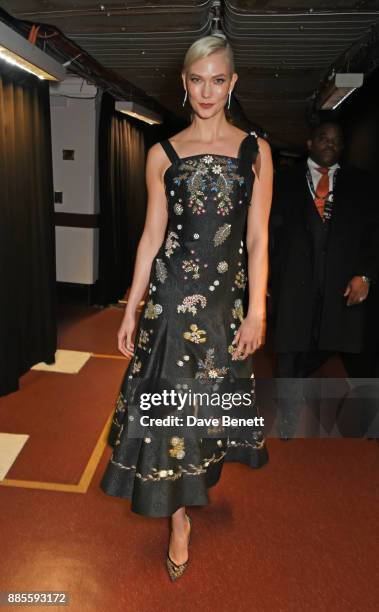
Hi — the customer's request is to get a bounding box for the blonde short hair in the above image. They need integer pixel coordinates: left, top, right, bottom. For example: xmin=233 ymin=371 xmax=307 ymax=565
xmin=183 ymin=35 xmax=235 ymax=74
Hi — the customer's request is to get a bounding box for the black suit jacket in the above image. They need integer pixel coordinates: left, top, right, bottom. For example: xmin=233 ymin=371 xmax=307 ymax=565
xmin=269 ymin=160 xmax=379 ymax=353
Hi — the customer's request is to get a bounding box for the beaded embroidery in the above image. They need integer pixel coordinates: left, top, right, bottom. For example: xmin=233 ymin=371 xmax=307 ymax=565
xmin=213 ymin=223 xmax=232 ymax=246
xmin=177 ymin=294 xmax=207 ymax=316
xmin=144 ymin=300 xmax=163 ymax=319
xmin=183 ymin=323 xmax=207 ymax=344
xmin=165 ymin=231 xmax=180 ymax=257
xmin=195 ymin=347 xmax=229 ymax=380
xmin=173 ymin=156 xmax=245 ymax=216
xmin=155 ymin=258 xmax=168 ymax=283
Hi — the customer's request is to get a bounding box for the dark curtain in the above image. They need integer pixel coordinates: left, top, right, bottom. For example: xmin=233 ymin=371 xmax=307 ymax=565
xmin=96 ymin=92 xmax=147 ymax=305
xmin=337 ymin=66 xmax=379 ymax=371
xmin=0 ymin=64 xmax=57 ymax=397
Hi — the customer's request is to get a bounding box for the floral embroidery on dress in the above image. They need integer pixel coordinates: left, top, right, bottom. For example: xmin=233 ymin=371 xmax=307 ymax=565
xmin=147 ymin=282 xmax=157 ymax=297
xmin=173 ymin=156 xmax=245 ymax=216
xmin=188 ymin=185 xmax=206 ymax=215
xmin=168 ymin=436 xmax=186 ymax=459
xmin=195 ymin=347 xmax=229 ymax=380
xmin=174 ymin=202 xmax=183 ymax=215
xmin=234 ymin=268 xmax=247 ymax=289
xmin=232 ymin=298 xmax=244 ymax=322
xmin=114 ymin=423 xmax=124 ymax=446
xmin=227 ymin=343 xmax=246 ymax=360
xmin=228 ymin=437 xmax=265 ymax=450
xmin=138 ymin=328 xmax=153 ymax=351
xmin=212 ymin=164 xmax=223 ymax=174
xmin=132 ymin=358 xmax=142 ymax=374
xmin=115 ymin=390 xmax=126 ymax=411
xmin=144 ymin=300 xmax=163 ymax=319
xmin=217 ymin=260 xmax=229 ymax=273
xmin=182 ymin=259 xmax=200 ymax=279
xmin=112 ymin=390 xmax=127 ymax=428
xmin=110 ymin=449 xmax=227 ymax=481
xmin=213 ymin=223 xmax=232 ymax=246
xmin=183 ymin=323 xmax=207 ymax=344
xmin=155 ymin=258 xmax=168 ymax=283
xmin=177 ymin=294 xmax=207 ymax=316
xmin=165 ymin=231 xmax=180 ymax=257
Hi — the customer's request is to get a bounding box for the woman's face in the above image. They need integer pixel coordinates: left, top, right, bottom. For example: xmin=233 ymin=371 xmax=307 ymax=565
xmin=182 ymin=50 xmax=237 ymax=118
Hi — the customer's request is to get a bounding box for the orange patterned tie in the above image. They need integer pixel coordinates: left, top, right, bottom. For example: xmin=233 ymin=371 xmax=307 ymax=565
xmin=314 ymin=166 xmax=329 ymax=220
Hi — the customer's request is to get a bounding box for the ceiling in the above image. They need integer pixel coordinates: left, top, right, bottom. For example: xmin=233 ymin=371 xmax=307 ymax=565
xmin=2 ymin=1 xmax=379 ymax=149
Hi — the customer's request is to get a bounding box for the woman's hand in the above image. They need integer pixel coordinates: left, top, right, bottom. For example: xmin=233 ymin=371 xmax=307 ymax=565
xmin=117 ymin=312 xmax=137 ymax=358
xmin=231 ymin=314 xmax=266 ymax=360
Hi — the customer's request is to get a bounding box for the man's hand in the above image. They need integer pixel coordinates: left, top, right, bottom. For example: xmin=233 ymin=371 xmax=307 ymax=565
xmin=343 ymin=276 xmax=370 ymax=306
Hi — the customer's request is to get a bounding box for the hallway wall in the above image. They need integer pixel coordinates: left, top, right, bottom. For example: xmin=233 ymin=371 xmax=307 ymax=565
xmin=50 ymin=77 xmax=101 ymax=285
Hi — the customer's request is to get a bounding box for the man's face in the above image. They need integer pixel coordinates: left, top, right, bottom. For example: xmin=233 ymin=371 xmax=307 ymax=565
xmin=307 ymin=124 xmax=343 ymax=167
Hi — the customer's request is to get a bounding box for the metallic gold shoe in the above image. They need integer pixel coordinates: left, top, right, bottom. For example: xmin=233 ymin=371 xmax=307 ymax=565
xmin=166 ymin=514 xmax=192 ymax=581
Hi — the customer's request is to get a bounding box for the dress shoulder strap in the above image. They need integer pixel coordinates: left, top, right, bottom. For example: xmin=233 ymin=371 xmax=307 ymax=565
xmin=238 ymin=131 xmax=260 ymax=204
xmin=238 ymin=131 xmax=259 ymax=168
xmin=160 ymin=139 xmax=180 ymax=164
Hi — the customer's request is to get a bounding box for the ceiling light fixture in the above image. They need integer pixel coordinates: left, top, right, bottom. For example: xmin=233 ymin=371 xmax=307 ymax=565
xmin=320 ymin=72 xmax=364 ymax=110
xmin=210 ymin=0 xmax=225 ymax=38
xmin=115 ymin=100 xmax=162 ymax=125
xmin=0 ymin=20 xmax=65 ymax=81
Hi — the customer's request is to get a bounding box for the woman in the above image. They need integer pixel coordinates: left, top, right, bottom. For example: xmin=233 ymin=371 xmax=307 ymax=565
xmin=100 ymin=35 xmax=273 ymax=580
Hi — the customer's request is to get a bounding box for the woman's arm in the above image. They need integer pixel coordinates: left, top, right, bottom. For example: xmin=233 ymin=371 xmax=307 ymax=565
xmin=245 ymin=137 xmax=273 ymax=321
xmin=118 ymin=143 xmax=169 ymax=357
xmin=232 ymin=136 xmax=273 ymax=359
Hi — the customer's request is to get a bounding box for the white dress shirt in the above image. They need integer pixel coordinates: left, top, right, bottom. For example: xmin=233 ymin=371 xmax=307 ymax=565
xmin=307 ymin=156 xmax=340 ymax=195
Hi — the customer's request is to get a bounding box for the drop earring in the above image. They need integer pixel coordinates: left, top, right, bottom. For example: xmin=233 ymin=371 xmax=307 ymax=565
xmin=182 ymin=90 xmax=187 ymax=107
xmin=227 ymin=90 xmax=232 ymax=109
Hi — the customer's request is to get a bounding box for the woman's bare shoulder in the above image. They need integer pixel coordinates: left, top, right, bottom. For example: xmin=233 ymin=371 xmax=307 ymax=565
xmin=147 ymin=141 xmax=168 ymax=169
xmin=256 ymin=135 xmax=271 ymax=153
xmin=148 ymin=141 xmax=165 ymax=158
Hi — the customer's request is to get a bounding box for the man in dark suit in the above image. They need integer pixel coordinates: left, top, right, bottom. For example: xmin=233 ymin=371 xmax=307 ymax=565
xmin=269 ymin=120 xmax=379 ymax=437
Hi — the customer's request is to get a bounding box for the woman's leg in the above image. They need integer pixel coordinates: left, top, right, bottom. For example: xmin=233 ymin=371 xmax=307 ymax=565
xmin=168 ymin=506 xmax=191 ymax=564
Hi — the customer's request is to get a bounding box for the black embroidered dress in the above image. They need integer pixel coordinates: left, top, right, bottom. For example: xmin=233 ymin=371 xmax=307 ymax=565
xmin=100 ymin=131 xmax=269 ymax=517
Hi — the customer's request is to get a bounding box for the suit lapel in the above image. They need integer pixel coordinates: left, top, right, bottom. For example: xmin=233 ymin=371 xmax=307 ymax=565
xmin=301 ymin=160 xmax=316 ymax=209
xmin=327 ymin=163 xmax=348 ymax=234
